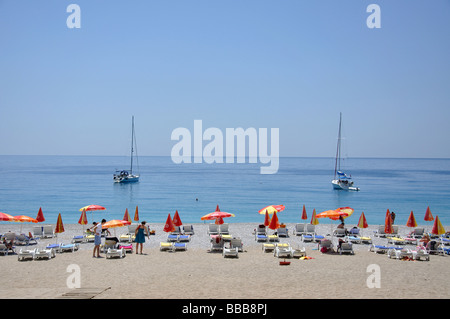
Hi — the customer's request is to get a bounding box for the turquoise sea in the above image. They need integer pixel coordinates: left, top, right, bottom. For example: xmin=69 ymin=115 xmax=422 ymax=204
xmin=0 ymin=155 xmax=449 ymax=226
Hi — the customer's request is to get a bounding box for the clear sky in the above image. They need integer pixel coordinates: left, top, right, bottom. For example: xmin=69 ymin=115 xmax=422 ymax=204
xmin=0 ymin=0 xmax=449 ymax=158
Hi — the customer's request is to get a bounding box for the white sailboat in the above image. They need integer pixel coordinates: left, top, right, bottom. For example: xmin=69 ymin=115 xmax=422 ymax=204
xmin=114 ymin=116 xmax=140 ymax=183
xmin=331 ymin=113 xmax=360 ymax=191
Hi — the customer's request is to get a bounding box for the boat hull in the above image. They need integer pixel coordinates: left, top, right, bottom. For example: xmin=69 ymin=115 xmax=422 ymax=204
xmin=332 ymin=179 xmax=360 ymax=191
xmin=114 ymin=175 xmax=140 ymax=183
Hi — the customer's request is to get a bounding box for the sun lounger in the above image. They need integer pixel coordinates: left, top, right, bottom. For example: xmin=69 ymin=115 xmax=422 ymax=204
xmin=18 ymin=248 xmax=36 ymax=261
xmin=58 ymin=243 xmax=80 ymax=253
xmin=292 ymin=247 xmax=307 ymax=258
xmin=172 ymin=242 xmax=187 ymax=252
xmin=274 ymin=243 xmax=294 ymax=258
xmin=333 ymin=228 xmax=347 ymax=237
xmin=293 ymin=224 xmax=306 ymax=236
xmin=268 ymin=234 xmax=279 ymax=242
xmin=15 ymin=234 xmax=31 ymax=246
xmin=42 ymin=225 xmax=55 ymax=238
xmin=178 ymin=235 xmax=191 ymax=242
xmin=387 ymin=237 xmax=406 ymax=245
xmin=32 ymin=226 xmax=44 ymax=238
xmin=72 ymin=235 xmax=84 ymax=244
xmin=223 ymin=247 xmax=238 ymax=258
xmin=34 ymin=248 xmax=56 ymax=260
xmin=171 ymin=226 xmax=183 ymax=235
xmin=160 ymin=242 xmax=173 ymax=251
xmin=360 ymin=236 xmax=372 ymax=244
xmin=106 ymin=247 xmax=125 ymax=259
xmin=388 ymin=248 xmax=413 ymax=260
xmin=167 ymin=234 xmax=179 ymax=242
xmin=410 ymin=227 xmax=425 ymax=239
xmin=219 ymin=224 xmax=230 ymax=235
xmin=210 ymin=236 xmax=224 ymax=252
xmin=404 ymin=237 xmax=418 ymax=245
xmin=346 ymin=235 xmax=362 ymax=244
xmin=207 ymin=224 xmax=219 ymax=235
xmin=255 ymin=225 xmax=266 ymax=236
xmin=410 ymin=246 xmax=430 ymax=261
xmin=338 ymin=243 xmax=354 ymax=255
xmin=255 ymin=234 xmax=268 ymax=242
xmin=101 ymin=239 xmax=118 ymax=253
xmin=230 ymin=238 xmax=243 ymax=252
xmin=183 ymin=225 xmax=195 ymax=235
xmin=262 ymin=243 xmax=275 ymax=253
xmin=277 ymin=227 xmax=289 ymax=238
xmin=374 ymin=225 xmax=387 ymax=238
xmin=117 ymin=244 xmax=133 ymax=253
xmin=305 ymin=224 xmax=316 ymax=236
xmin=318 ymin=239 xmax=333 ymax=253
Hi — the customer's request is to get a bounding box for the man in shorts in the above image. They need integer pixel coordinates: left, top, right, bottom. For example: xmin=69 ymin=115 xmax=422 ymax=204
xmin=91 ymin=219 xmax=106 ymax=258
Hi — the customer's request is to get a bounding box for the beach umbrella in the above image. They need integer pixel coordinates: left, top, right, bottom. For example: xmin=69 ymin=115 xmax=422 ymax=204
xmin=310 ymin=209 xmax=319 ymax=225
xmin=357 ymin=212 xmax=368 ymax=229
xmin=316 ymin=209 xmax=349 ymax=221
xmin=384 ymin=211 xmax=393 ymax=234
xmin=431 ymin=216 xmax=445 ymax=236
xmin=123 ymin=208 xmax=131 ymax=223
xmin=424 ymin=206 xmax=434 ymax=221
xmin=35 ymin=207 xmax=45 ymax=222
xmin=268 ymin=211 xmax=280 ymax=230
xmin=0 ymin=212 xmax=14 ymax=221
xmin=13 ymin=215 xmax=38 ymax=233
xmin=173 ymin=210 xmax=183 ymax=227
xmin=103 ymin=219 xmax=131 ymax=237
xmin=301 ymin=205 xmax=307 ymax=221
xmin=201 ymin=205 xmax=235 ymax=224
xmin=55 ymin=213 xmax=65 ymax=234
xmin=215 ymin=216 xmax=225 ymax=225
xmin=134 ymin=206 xmax=139 ymax=222
xmin=78 ymin=208 xmax=88 ymax=234
xmin=264 ymin=210 xmax=270 ymax=227
xmin=258 ymin=205 xmax=285 ymax=215
xmin=79 ymin=204 xmax=106 ymax=221
xmin=163 ymin=214 xmax=176 ymax=233
xmin=336 ymin=207 xmax=354 ymax=219
xmin=406 ymin=211 xmax=418 ymax=228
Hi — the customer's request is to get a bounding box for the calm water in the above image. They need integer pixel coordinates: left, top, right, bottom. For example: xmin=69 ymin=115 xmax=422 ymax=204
xmin=0 ymin=155 xmax=449 ymax=226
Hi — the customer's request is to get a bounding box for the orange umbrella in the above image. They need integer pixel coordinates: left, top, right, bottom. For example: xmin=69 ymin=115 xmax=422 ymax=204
xmin=357 ymin=212 xmax=368 ymax=229
xmin=78 ymin=209 xmax=88 ymax=225
xmin=264 ymin=210 xmax=270 ymax=227
xmin=424 ymin=206 xmax=434 ymax=221
xmin=123 ymin=209 xmax=131 ymax=223
xmin=336 ymin=207 xmax=354 ymax=219
xmin=384 ymin=211 xmax=393 ymax=234
xmin=36 ymin=207 xmax=45 ymax=222
xmin=80 ymin=204 xmax=106 ymax=221
xmin=301 ymin=205 xmax=307 ymax=220
xmin=258 ymin=205 xmax=285 ymax=215
xmin=431 ymin=215 xmax=445 ymax=236
xmin=215 ymin=216 xmax=225 ymax=225
xmin=55 ymin=213 xmax=65 ymax=234
xmin=316 ymin=210 xmax=349 ymax=221
xmin=406 ymin=211 xmax=418 ymax=228
xmin=13 ymin=215 xmax=38 ymax=223
xmin=163 ymin=214 xmax=176 ymax=233
xmin=102 ymin=219 xmax=131 ymax=229
xmin=310 ymin=208 xmax=319 ymax=225
xmin=134 ymin=206 xmax=139 ymax=221
xmin=201 ymin=205 xmax=235 ymax=223
xmin=173 ymin=210 xmax=183 ymax=227
xmin=0 ymin=212 xmax=14 ymax=221
xmin=268 ymin=212 xmax=280 ymax=230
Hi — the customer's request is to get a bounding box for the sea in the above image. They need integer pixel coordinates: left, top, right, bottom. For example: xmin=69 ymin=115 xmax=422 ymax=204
xmin=1 ymin=155 xmax=450 ymax=226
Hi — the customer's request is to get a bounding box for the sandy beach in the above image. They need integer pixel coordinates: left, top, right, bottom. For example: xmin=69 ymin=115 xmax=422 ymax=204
xmin=1 ymin=222 xmax=449 ymax=300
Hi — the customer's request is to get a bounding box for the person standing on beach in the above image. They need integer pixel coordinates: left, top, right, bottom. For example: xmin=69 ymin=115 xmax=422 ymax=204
xmin=135 ymin=221 xmax=149 ymax=254
xmin=91 ymin=219 xmax=106 ymax=258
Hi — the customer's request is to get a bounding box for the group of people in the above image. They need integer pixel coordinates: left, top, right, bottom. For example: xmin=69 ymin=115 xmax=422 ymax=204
xmin=89 ymin=220 xmax=150 ymax=258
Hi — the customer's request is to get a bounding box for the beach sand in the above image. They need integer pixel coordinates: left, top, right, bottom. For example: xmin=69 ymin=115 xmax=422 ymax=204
xmin=1 ymin=222 xmax=449 ymax=300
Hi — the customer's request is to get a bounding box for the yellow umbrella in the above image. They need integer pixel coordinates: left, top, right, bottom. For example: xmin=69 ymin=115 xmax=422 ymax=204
xmin=258 ymin=205 xmax=285 ymax=215
xmin=103 ymin=219 xmax=131 ymax=237
xmin=431 ymin=216 xmax=445 ymax=236
xmin=310 ymin=209 xmax=319 ymax=225
xmin=55 ymin=213 xmax=65 ymax=234
xmin=357 ymin=212 xmax=368 ymax=229
xmin=123 ymin=208 xmax=131 ymax=223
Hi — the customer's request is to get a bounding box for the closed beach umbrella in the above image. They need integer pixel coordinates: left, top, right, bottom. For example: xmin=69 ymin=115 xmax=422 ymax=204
xmin=134 ymin=206 xmax=139 ymax=222
xmin=406 ymin=211 xmax=418 ymax=228
xmin=78 ymin=209 xmax=88 ymax=225
xmin=55 ymin=213 xmax=65 ymax=234
xmin=36 ymin=207 xmax=45 ymax=222
xmin=264 ymin=210 xmax=270 ymax=227
xmin=424 ymin=206 xmax=434 ymax=221
xmin=301 ymin=205 xmax=307 ymax=221
xmin=163 ymin=214 xmax=176 ymax=233
xmin=173 ymin=210 xmax=182 ymax=227
xmin=0 ymin=212 xmax=14 ymax=221
xmin=123 ymin=208 xmax=131 ymax=223
xmin=310 ymin=208 xmax=319 ymax=225
xmin=357 ymin=212 xmax=368 ymax=229
xmin=259 ymin=205 xmax=285 ymax=215
xmin=268 ymin=211 xmax=280 ymax=230
xmin=431 ymin=216 xmax=445 ymax=236
xmin=384 ymin=211 xmax=393 ymax=234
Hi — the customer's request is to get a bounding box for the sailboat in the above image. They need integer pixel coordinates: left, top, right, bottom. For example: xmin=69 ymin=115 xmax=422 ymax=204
xmin=113 ymin=116 xmax=140 ymax=183
xmin=331 ymin=113 xmax=360 ymax=191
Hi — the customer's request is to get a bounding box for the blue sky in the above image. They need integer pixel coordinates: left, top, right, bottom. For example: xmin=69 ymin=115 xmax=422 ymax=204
xmin=0 ymin=0 xmax=449 ymax=158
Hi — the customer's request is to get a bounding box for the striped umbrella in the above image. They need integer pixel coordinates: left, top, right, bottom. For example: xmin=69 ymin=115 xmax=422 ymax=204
xmin=0 ymin=212 xmax=14 ymax=221
xmin=310 ymin=208 xmax=319 ymax=225
xmin=134 ymin=206 xmax=139 ymax=222
xmin=431 ymin=216 xmax=445 ymax=236
xmin=357 ymin=212 xmax=368 ymax=229
xmin=259 ymin=205 xmax=285 ymax=215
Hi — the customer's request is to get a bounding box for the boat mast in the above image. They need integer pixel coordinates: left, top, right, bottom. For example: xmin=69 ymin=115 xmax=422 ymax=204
xmin=130 ymin=116 xmax=134 ymax=175
xmin=334 ymin=112 xmax=342 ymax=179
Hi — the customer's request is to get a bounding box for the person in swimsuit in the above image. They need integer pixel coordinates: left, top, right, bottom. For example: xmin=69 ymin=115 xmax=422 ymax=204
xmin=135 ymin=221 xmax=149 ymax=254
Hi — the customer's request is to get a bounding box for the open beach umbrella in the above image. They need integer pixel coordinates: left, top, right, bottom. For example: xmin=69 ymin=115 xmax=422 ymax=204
xmin=36 ymin=207 xmax=45 ymax=223
xmin=406 ymin=211 xmax=418 ymax=228
xmin=424 ymin=206 xmax=434 ymax=221
xmin=201 ymin=205 xmax=235 ymax=224
xmin=316 ymin=209 xmax=349 ymax=221
xmin=301 ymin=205 xmax=308 ymax=221
xmin=0 ymin=212 xmax=14 ymax=222
xmin=336 ymin=207 xmax=354 ymax=219
xmin=163 ymin=214 xmax=176 ymax=233
xmin=80 ymin=205 xmax=106 ymax=221
xmin=13 ymin=215 xmax=38 ymax=233
xmin=103 ymin=219 xmax=131 ymax=236
xmin=268 ymin=211 xmax=280 ymax=230
xmin=134 ymin=206 xmax=139 ymax=222
xmin=310 ymin=209 xmax=319 ymax=225
xmin=123 ymin=208 xmax=131 ymax=223
xmin=173 ymin=210 xmax=183 ymax=227
xmin=431 ymin=216 xmax=445 ymax=236
xmin=258 ymin=205 xmax=285 ymax=215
